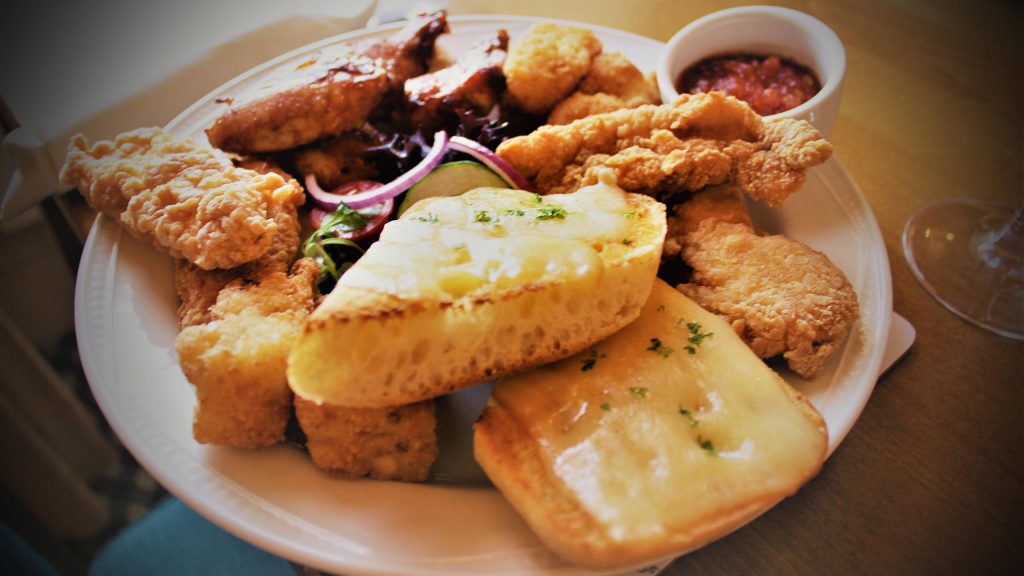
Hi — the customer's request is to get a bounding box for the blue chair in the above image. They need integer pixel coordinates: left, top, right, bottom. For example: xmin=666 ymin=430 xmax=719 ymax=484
xmin=89 ymin=498 xmax=298 ymax=576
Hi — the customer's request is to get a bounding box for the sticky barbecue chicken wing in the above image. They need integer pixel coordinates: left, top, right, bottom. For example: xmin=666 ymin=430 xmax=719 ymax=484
xmin=206 ymin=12 xmax=448 ymax=155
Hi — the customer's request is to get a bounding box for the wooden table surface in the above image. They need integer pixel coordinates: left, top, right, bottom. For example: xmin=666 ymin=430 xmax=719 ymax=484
xmin=441 ymin=0 xmax=1022 ymax=574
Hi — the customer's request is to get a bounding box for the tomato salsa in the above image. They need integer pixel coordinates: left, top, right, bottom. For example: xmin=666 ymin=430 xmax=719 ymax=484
xmin=676 ymin=54 xmax=821 ymax=116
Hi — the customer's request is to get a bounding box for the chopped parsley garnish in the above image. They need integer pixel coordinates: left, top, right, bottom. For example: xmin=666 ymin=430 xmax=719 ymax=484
xmin=629 ymin=386 xmax=649 ymax=399
xmin=504 ymin=208 xmax=526 ymax=216
xmin=474 ymin=210 xmax=493 ymax=223
xmin=624 ymin=210 xmax=637 ymax=219
xmin=536 ymin=206 xmax=567 ymax=220
xmin=677 ymin=320 xmax=714 ymax=354
xmin=533 ymin=193 xmax=544 ymax=204
xmin=414 ymin=212 xmax=439 ymax=223
xmin=646 ymin=337 xmax=674 ymax=358
xmin=656 ymin=304 xmax=666 ymax=312
xmin=600 ymin=402 xmax=611 ymax=411
xmin=697 ymin=435 xmax=717 ymax=456
xmin=622 ymin=238 xmax=634 ymax=246
xmin=679 ymin=407 xmax=700 ymax=427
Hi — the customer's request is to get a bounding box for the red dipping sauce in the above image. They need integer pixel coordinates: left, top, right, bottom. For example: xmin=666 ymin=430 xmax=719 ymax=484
xmin=676 ymin=53 xmax=821 ymax=116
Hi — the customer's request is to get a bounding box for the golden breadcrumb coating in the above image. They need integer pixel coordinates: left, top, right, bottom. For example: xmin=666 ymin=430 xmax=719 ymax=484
xmin=294 ymin=397 xmax=437 ymax=481
xmin=60 ymin=127 xmax=303 ymax=270
xmin=663 ymin=184 xmax=753 ymax=258
xmin=504 ymin=22 xmax=602 ymax=114
xmin=548 ymin=52 xmax=661 ymax=124
xmin=175 ymin=258 xmax=319 ymax=448
xmin=676 ymin=220 xmax=859 ymax=378
xmin=173 ymin=158 xmax=305 ymax=328
xmin=497 ymin=92 xmax=833 ymax=205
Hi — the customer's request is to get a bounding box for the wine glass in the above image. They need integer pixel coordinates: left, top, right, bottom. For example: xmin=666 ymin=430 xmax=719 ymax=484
xmin=903 ymin=199 xmax=1023 ymax=340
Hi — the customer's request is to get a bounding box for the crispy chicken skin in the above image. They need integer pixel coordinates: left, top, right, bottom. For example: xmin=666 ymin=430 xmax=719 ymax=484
xmin=504 ymin=22 xmax=602 ymax=115
xmin=497 ymin=92 xmax=833 ymax=204
xmin=206 ymin=12 xmax=448 ymax=154
xmin=405 ymin=31 xmax=509 ymax=129
xmin=663 ymin=183 xmax=753 ymax=259
xmin=175 ymin=258 xmax=319 ymax=448
xmin=548 ymin=52 xmax=661 ymax=124
xmin=671 ymin=186 xmax=859 ymax=378
xmin=174 ymin=159 xmax=305 ymax=327
xmin=60 ymin=127 xmax=301 ymax=270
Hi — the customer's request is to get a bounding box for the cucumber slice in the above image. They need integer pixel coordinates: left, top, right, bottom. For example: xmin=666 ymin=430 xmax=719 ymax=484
xmin=398 ymin=161 xmax=510 ymax=216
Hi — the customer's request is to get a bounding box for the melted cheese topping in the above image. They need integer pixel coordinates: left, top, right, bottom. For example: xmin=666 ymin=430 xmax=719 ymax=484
xmin=339 ymin=183 xmax=634 ymax=299
xmin=491 ymin=281 xmax=827 ymax=542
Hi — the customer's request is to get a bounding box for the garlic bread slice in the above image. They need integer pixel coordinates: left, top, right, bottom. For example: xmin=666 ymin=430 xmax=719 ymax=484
xmin=288 ymin=179 xmax=666 ymax=407
xmin=474 ymin=280 xmax=828 ymax=570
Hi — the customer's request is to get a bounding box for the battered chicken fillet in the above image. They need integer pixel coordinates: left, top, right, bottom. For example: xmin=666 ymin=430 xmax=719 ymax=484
xmin=504 ymin=22 xmax=602 ymax=114
xmin=175 ymin=159 xmax=305 ymax=328
xmin=497 ymin=92 xmax=833 ymax=205
xmin=671 ymin=186 xmax=860 ymax=378
xmin=206 ymin=12 xmax=448 ymax=154
xmin=294 ymin=398 xmax=438 ymax=481
xmin=548 ymin=52 xmax=661 ymax=124
xmin=59 ymin=127 xmax=301 ymax=270
xmin=175 ymin=258 xmax=319 ymax=448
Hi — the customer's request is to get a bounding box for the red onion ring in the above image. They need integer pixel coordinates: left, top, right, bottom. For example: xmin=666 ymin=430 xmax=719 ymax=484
xmin=303 ymin=131 xmax=449 ymax=211
xmin=448 ymin=135 xmax=533 ymax=191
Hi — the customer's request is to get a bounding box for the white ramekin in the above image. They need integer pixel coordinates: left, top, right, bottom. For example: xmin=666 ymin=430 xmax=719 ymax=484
xmin=657 ymin=5 xmax=846 ymax=136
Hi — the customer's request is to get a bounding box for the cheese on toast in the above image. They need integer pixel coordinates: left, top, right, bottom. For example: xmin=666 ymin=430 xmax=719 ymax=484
xmin=288 ymin=179 xmax=665 ymax=407
xmin=474 ymin=280 xmax=828 ymax=569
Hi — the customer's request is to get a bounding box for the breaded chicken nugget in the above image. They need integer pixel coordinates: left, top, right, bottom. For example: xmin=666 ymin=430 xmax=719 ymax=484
xmin=504 ymin=23 xmax=602 ymax=114
xmin=294 ymin=398 xmax=437 ymax=481
xmin=175 ymin=258 xmax=319 ymax=448
xmin=549 ymin=52 xmax=661 ymax=124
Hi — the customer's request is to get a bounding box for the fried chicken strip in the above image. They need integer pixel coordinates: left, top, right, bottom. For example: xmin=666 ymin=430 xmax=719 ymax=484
xmin=671 ymin=186 xmax=859 ymax=378
xmin=497 ymin=92 xmax=833 ymax=205
xmin=60 ymin=127 xmax=301 ymax=270
xmin=175 ymin=258 xmax=319 ymax=448
xmin=504 ymin=22 xmax=602 ymax=115
xmin=174 ymin=159 xmax=305 ymax=327
xmin=206 ymin=12 xmax=448 ymax=154
xmin=548 ymin=52 xmax=661 ymax=124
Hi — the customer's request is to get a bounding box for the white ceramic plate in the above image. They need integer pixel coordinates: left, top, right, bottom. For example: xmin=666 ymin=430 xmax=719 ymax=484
xmin=75 ymin=15 xmax=892 ymax=576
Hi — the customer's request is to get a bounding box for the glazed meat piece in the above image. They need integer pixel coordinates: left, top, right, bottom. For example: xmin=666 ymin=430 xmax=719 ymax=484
xmin=206 ymin=12 xmax=448 ymax=154
xmin=404 ymin=31 xmax=509 ymax=129
xmin=497 ymin=92 xmax=833 ymax=205
xmin=291 ymin=133 xmax=381 ymax=191
xmin=59 ymin=127 xmax=302 ymax=270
